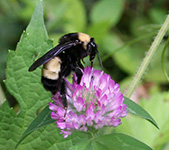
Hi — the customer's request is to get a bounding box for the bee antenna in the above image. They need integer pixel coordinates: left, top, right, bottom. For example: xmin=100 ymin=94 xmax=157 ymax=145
xmin=96 ymin=50 xmax=103 ymax=69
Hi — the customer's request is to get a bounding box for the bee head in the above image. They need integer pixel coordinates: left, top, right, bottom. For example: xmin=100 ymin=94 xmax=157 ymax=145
xmin=77 ymin=32 xmax=102 ymax=67
xmin=87 ymin=38 xmax=102 ymax=68
xmin=87 ymin=38 xmax=97 ymax=61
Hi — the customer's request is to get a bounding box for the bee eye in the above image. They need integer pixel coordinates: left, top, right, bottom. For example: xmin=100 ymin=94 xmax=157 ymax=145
xmin=90 ymin=42 xmax=95 ymax=47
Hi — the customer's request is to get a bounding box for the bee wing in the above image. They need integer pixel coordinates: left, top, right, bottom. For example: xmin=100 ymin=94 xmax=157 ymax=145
xmin=28 ymin=40 xmax=80 ymax=71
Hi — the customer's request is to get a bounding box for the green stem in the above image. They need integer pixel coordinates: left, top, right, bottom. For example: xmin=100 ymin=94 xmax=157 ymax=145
xmin=125 ymin=14 xmax=169 ymax=98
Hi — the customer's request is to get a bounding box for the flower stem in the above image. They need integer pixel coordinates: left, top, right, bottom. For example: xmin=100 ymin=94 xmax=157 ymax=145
xmin=125 ymin=14 xmax=169 ymax=98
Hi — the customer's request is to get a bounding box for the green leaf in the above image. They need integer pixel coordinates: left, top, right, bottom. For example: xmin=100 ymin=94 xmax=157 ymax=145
xmin=90 ymin=0 xmax=124 ymax=27
xmin=0 ymin=1 xmax=65 ymax=150
xmin=63 ymin=0 xmax=86 ymax=32
xmin=87 ymin=22 xmax=111 ymax=43
xmin=117 ymin=92 xmax=169 ymax=149
xmin=101 ymin=33 xmax=123 ymax=53
xmin=124 ymin=96 xmax=159 ymax=129
xmin=46 ymin=0 xmax=86 ymax=33
xmin=94 ymin=133 xmax=152 ymax=150
xmin=149 ymin=8 xmax=167 ymax=24
xmin=16 ymin=105 xmax=55 ymax=148
xmin=71 ymin=140 xmax=92 ymax=150
xmin=70 ymin=133 xmax=152 ymax=150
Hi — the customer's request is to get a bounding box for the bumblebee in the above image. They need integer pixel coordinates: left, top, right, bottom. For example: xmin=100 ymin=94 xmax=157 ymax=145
xmin=28 ymin=32 xmax=102 ymax=109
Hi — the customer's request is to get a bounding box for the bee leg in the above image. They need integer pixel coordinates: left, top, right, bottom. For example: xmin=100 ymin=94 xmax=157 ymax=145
xmin=78 ymin=60 xmax=84 ymax=70
xmin=90 ymin=60 xmax=93 ymax=67
xmin=60 ymin=79 xmax=67 ymax=117
xmin=71 ymin=63 xmax=83 ymax=84
xmin=82 ymin=58 xmax=85 ymax=64
xmin=75 ymin=67 xmax=83 ymax=84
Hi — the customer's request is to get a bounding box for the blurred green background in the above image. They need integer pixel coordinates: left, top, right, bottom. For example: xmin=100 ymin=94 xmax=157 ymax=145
xmin=1 ymin=0 xmax=168 ymax=104
xmin=0 ymin=0 xmax=169 ymax=149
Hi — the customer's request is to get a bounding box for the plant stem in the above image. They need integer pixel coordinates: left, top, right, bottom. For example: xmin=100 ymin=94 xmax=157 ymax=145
xmin=125 ymin=14 xmax=169 ymax=98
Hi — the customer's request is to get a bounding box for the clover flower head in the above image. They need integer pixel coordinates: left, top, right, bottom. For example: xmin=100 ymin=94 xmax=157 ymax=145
xmin=49 ymin=66 xmax=128 ymax=138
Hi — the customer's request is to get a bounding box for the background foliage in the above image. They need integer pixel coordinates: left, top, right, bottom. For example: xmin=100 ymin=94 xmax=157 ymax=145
xmin=0 ymin=0 xmax=169 ymax=149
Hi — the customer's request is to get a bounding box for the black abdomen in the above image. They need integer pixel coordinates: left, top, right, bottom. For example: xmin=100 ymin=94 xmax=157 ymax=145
xmin=41 ymin=76 xmax=60 ymax=95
